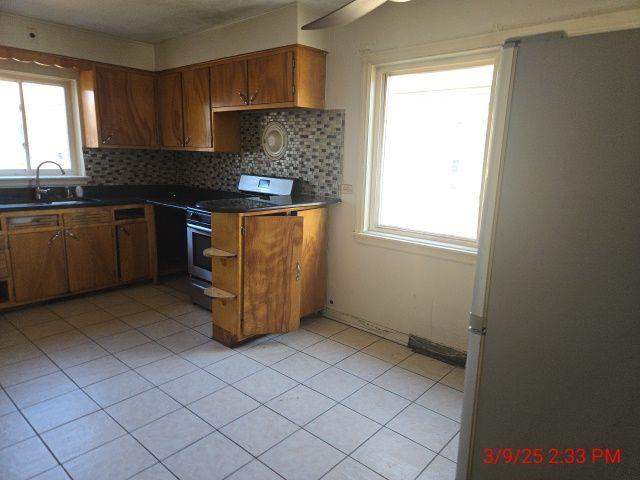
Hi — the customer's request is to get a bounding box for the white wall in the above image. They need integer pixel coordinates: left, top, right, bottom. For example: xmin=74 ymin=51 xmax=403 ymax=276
xmin=154 ymin=3 xmax=331 ymax=70
xmin=154 ymin=4 xmax=299 ymax=70
xmin=0 ymin=13 xmax=154 ymax=70
xmin=322 ymin=0 xmax=640 ymax=351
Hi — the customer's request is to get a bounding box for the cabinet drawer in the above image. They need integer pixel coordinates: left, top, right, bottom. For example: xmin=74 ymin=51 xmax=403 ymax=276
xmin=7 ymin=214 xmax=59 ymax=230
xmin=63 ymin=208 xmax=112 ymax=227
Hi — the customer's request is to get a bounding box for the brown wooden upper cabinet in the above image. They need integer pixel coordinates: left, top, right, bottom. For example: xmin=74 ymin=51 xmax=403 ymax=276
xmin=78 ymin=44 xmax=325 ymax=150
xmin=158 ymin=67 xmax=241 ymax=152
xmin=210 ymin=45 xmax=326 ymax=111
xmin=248 ymin=51 xmax=295 ymax=106
xmin=211 ymin=60 xmax=248 ymax=108
xmin=157 ymin=71 xmax=183 ymax=148
xmin=80 ymin=65 xmax=158 ymax=148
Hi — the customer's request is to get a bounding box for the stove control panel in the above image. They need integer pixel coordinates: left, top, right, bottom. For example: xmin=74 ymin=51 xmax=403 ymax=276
xmin=238 ymin=174 xmax=296 ymax=196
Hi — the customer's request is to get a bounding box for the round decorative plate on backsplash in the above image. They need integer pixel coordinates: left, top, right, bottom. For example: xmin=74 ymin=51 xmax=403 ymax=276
xmin=262 ymin=121 xmax=288 ymax=159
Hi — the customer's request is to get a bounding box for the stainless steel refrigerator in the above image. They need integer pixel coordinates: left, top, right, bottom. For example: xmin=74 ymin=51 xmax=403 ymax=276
xmin=457 ymin=28 xmax=639 ymax=480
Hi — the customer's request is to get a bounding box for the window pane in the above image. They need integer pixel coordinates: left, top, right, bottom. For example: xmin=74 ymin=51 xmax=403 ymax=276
xmin=378 ymin=64 xmax=494 ymax=241
xmin=22 ymin=82 xmax=72 ymax=170
xmin=0 ymin=80 xmax=28 ymax=171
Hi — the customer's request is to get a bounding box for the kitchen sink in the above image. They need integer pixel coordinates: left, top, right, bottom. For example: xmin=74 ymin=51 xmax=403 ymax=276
xmin=43 ymin=199 xmax=98 ymax=205
xmin=0 ymin=198 xmax=99 ymax=208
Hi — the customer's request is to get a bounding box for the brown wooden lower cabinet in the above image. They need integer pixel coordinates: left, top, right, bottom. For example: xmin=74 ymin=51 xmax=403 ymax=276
xmin=0 ymin=204 xmax=156 ymax=309
xmin=207 ymin=206 xmax=327 ymax=346
xmin=9 ymin=229 xmax=69 ymax=302
xmin=117 ymin=222 xmax=150 ymax=282
xmin=242 ymin=215 xmax=303 ymax=336
xmin=66 ymin=225 xmax=117 ymax=292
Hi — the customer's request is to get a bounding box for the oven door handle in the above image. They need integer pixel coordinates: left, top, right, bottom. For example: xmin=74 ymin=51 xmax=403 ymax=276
xmin=187 ymin=224 xmax=212 ymax=234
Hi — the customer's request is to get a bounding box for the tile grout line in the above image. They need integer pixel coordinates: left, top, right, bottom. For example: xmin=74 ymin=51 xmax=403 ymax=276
xmin=2 ymin=318 xmax=458 ymax=444
xmin=3 ymin=285 xmax=270 ymax=478
xmin=2 ymin=283 xmax=462 ymax=480
xmin=0 ymin=332 xmax=95 ymax=480
xmin=297 ymin=333 xmax=460 ymax=479
xmin=0 ymin=285 xmax=189 ymax=479
xmin=215 ymin=333 xmax=453 ymax=479
xmin=2 ymin=290 xmax=217 ymax=408
xmin=109 ymin=324 xmax=385 ymax=477
xmin=41 ymin=285 xmax=211 ymax=479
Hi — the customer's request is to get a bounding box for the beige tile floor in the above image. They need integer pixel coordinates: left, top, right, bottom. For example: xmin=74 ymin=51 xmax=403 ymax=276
xmin=0 ymin=279 xmax=464 ymax=480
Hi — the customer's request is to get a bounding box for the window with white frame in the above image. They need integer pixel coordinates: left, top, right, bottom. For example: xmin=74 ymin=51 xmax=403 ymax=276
xmin=0 ymin=71 xmax=83 ymax=178
xmin=362 ymin=52 xmax=496 ymax=252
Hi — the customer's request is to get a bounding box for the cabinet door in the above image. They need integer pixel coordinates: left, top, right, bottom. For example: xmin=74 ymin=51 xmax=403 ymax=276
xmin=95 ymin=67 xmax=125 ymax=145
xmin=182 ymin=67 xmax=212 ymax=148
xmin=65 ymin=226 xmax=117 ymax=292
xmin=242 ymin=215 xmax=303 ymax=335
xmin=157 ymin=72 xmax=183 ymax=147
xmin=211 ymin=60 xmax=248 ymax=108
xmin=247 ymin=51 xmax=294 ymax=106
xmin=117 ymin=222 xmax=150 ymax=283
xmin=9 ymin=230 xmax=68 ymax=302
xmin=96 ymin=67 xmax=157 ymax=147
xmin=299 ymin=208 xmax=328 ymax=317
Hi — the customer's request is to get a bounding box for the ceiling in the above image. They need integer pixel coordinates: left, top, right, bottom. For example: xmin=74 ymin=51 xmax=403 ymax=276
xmin=0 ymin=0 xmax=345 ymax=43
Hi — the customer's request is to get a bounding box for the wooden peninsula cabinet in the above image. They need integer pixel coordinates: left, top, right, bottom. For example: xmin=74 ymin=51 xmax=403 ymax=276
xmin=0 ymin=204 xmax=157 ymax=309
xmin=204 ymin=206 xmax=327 ymax=346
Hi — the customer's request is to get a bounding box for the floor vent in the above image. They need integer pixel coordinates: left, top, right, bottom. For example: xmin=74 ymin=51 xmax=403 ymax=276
xmin=409 ymin=335 xmax=466 ymax=367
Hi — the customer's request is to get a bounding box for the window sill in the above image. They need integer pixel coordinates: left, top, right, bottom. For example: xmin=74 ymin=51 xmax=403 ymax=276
xmin=353 ymin=230 xmax=477 ymax=264
xmin=0 ymin=176 xmax=90 ymax=188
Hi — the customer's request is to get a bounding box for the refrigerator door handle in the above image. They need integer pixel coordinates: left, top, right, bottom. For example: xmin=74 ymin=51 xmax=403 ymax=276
xmin=468 ymin=313 xmax=487 ymax=336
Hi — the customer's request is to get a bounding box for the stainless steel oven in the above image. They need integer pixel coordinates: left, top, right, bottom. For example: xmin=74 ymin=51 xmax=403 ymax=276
xmin=186 ymin=210 xmax=212 ymax=309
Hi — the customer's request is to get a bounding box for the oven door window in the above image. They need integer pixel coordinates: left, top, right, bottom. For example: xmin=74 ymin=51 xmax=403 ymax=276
xmin=191 ymin=230 xmax=212 ymax=273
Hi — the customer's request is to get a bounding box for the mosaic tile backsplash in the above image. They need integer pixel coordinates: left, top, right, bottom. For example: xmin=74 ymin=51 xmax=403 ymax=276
xmin=84 ymin=109 xmax=344 ymax=197
xmin=84 ymin=149 xmax=177 ymax=185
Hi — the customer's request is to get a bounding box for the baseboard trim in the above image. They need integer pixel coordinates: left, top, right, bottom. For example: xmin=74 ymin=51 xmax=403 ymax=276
xmin=321 ymin=307 xmax=410 ymax=346
xmin=321 ymin=308 xmax=467 ymax=366
xmin=409 ymin=335 xmax=467 ymax=367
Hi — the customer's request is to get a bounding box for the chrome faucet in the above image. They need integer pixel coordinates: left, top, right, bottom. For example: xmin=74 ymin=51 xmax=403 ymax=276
xmin=34 ymin=161 xmax=65 ymax=201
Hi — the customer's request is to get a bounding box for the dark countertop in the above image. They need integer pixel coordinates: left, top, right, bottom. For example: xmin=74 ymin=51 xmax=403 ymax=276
xmin=0 ymin=185 xmax=340 ymax=214
xmin=194 ymin=194 xmax=340 ymax=213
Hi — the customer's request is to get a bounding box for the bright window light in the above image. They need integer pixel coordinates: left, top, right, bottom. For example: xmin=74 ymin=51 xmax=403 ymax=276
xmin=0 ymin=73 xmax=79 ymax=177
xmin=374 ymin=63 xmax=494 ymax=245
xmin=0 ymin=79 xmax=28 ymax=171
xmin=23 ymin=82 xmax=72 ymax=169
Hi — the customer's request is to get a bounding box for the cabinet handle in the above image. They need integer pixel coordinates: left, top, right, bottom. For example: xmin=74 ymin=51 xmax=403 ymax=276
xmin=48 ymin=230 xmax=63 ymax=246
xmin=235 ymin=91 xmax=248 ymax=104
xmin=120 ymin=226 xmax=130 ymax=236
xmin=66 ymin=230 xmax=79 ymax=241
xmin=249 ymin=89 xmax=260 ymax=104
xmin=102 ymin=134 xmax=113 ymax=144
xmin=295 ymin=261 xmax=301 ymax=282
xmin=184 ymin=136 xmax=191 ymax=146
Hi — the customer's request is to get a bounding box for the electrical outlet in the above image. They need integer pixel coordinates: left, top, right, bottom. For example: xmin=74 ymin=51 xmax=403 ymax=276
xmin=341 ymin=184 xmax=354 ymax=195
